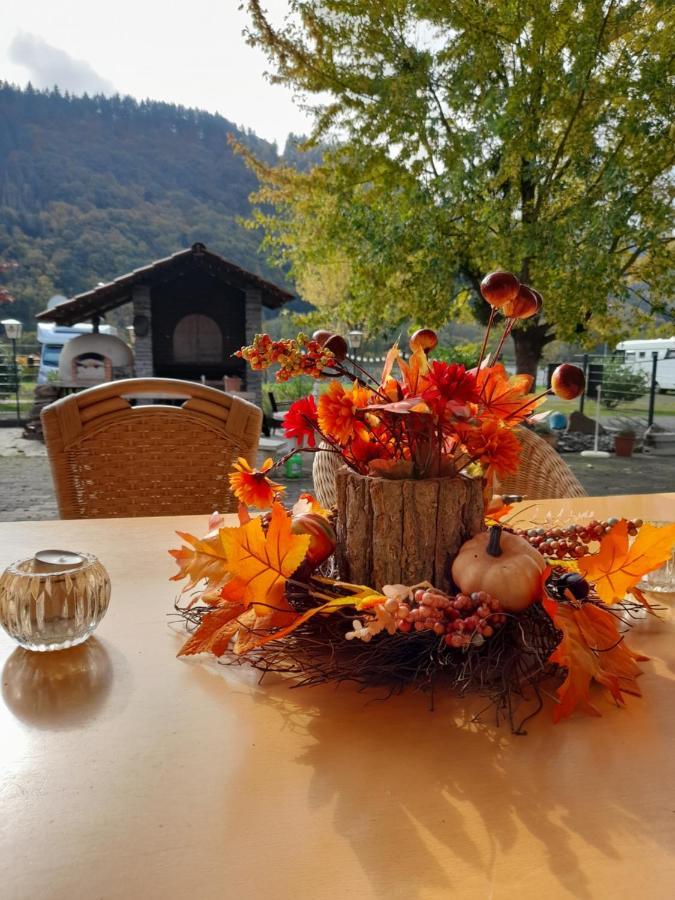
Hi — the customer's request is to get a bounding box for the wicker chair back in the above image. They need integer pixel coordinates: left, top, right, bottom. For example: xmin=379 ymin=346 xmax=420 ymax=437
xmin=41 ymin=378 xmax=262 ymax=519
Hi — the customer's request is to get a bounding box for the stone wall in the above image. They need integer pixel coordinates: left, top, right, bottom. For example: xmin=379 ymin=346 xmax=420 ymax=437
xmin=132 ymin=284 xmax=153 ymax=377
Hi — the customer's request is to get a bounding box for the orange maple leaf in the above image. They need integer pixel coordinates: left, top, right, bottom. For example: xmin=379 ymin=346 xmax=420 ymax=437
xmin=219 ymin=502 xmax=310 ymax=615
xmin=549 ymin=603 xmax=647 ymax=721
xmin=178 ymin=604 xmax=294 ymax=657
xmin=476 ymin=364 xmax=543 ymax=423
xmin=396 ymin=347 xmax=430 ymax=396
xmin=578 ymin=519 xmax=675 ymax=605
xmin=169 ymin=530 xmax=230 ymax=601
xmin=178 ymin=603 xmax=248 ymax=656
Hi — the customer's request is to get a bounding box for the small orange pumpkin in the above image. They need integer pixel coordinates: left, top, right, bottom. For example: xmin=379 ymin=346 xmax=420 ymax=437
xmin=451 ymin=525 xmax=546 ymax=613
xmin=291 ymin=513 xmax=337 ymax=568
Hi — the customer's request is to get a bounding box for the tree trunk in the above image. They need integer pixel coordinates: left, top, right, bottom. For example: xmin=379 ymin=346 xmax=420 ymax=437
xmin=334 ymin=469 xmax=484 ymax=593
xmin=512 ymin=323 xmax=554 ymax=382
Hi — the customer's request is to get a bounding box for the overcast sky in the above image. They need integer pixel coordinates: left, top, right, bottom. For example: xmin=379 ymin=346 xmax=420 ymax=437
xmin=1 ymin=0 xmax=312 ymax=148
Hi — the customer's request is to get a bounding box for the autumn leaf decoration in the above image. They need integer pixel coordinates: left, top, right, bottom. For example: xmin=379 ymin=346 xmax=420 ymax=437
xmin=545 ymin=518 xmax=675 ymax=721
xmin=476 ymin=364 xmax=544 ymax=424
xmin=219 ymin=502 xmax=310 ymax=616
xmin=176 ymin=503 xmax=310 ymax=657
xmin=577 ymin=519 xmax=675 ymax=605
xmin=549 ymin=603 xmax=648 ymax=722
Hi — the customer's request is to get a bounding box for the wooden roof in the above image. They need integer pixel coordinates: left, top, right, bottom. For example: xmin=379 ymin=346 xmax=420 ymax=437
xmin=36 ymin=243 xmax=294 ymax=324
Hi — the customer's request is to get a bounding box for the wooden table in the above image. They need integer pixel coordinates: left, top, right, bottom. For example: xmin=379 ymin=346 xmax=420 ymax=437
xmin=1 ymin=495 xmax=674 ymax=899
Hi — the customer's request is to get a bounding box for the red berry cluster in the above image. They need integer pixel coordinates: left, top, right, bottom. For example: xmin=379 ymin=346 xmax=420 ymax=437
xmin=509 ymin=517 xmax=643 ymax=560
xmin=393 ymin=587 xmax=506 ymax=649
xmin=236 ymin=333 xmax=336 ymax=381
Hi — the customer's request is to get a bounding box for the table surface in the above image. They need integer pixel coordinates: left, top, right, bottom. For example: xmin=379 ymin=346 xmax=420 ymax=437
xmin=1 ymin=494 xmax=674 ymax=900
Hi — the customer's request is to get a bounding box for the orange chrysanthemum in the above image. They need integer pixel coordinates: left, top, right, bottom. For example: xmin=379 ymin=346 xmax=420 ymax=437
xmin=459 ymin=419 xmax=521 ymax=479
xmin=228 ymin=457 xmax=285 ymax=510
xmin=317 ymin=380 xmax=373 ymax=445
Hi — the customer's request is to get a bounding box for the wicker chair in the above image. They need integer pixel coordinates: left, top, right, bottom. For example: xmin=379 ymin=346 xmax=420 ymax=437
xmin=41 ymin=378 xmax=263 ymax=519
xmin=497 ymin=427 xmax=586 ymax=499
xmin=312 ymin=427 xmax=586 ymax=509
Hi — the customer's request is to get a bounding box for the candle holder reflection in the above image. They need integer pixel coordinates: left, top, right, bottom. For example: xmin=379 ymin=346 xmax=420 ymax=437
xmin=2 ymin=638 xmax=112 ymax=727
xmin=0 ymin=551 xmax=110 ymax=651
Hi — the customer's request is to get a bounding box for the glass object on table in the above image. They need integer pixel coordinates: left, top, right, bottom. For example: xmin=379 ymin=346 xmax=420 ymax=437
xmin=636 ymin=523 xmax=675 ymax=594
xmin=0 ymin=551 xmax=110 ymax=651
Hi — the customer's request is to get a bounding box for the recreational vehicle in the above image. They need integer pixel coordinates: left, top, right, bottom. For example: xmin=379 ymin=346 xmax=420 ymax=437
xmin=615 ymin=338 xmax=675 ymax=392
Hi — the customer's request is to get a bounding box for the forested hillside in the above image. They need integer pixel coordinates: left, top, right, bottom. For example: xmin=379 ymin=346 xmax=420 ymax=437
xmin=0 ymin=83 xmax=310 ymax=324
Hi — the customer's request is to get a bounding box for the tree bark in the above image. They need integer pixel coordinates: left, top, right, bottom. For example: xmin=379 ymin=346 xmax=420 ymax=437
xmin=512 ymin=323 xmax=555 ymax=382
xmin=334 ymin=469 xmax=484 ymax=593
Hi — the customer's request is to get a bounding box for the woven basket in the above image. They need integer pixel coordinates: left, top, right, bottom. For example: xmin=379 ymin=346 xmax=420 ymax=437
xmin=498 ymin=427 xmax=586 ymax=499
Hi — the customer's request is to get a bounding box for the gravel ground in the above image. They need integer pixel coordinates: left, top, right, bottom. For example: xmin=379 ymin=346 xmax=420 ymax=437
xmin=1 ymin=428 xmax=673 ymax=522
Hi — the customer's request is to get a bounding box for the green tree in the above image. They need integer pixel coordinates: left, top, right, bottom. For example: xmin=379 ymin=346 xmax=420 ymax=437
xmin=243 ymin=0 xmax=675 ymax=376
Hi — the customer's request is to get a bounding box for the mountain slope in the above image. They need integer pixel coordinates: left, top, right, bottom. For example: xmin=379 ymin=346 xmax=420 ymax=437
xmin=0 ymin=83 xmax=294 ymax=324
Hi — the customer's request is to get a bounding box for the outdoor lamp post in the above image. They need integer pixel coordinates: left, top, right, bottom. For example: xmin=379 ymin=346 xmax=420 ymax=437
xmin=2 ymin=318 xmax=23 ymax=424
xmin=348 ymin=330 xmax=364 ymax=353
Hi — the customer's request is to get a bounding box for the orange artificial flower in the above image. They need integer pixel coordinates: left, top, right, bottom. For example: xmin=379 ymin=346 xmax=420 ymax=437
xmin=228 ymin=457 xmax=285 ymax=510
xmin=459 ymin=419 xmax=521 ymax=478
xmin=476 ymin=364 xmax=543 ymax=423
xmin=317 ymin=380 xmax=373 ymax=445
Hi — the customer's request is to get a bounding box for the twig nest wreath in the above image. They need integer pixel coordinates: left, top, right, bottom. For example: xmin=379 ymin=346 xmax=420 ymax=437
xmin=452 ymin=525 xmax=547 ymax=613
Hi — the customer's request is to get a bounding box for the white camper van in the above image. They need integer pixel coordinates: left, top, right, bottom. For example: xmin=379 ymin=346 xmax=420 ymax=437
xmin=615 ymin=338 xmax=675 ymax=392
xmin=37 ymin=321 xmax=118 ymax=383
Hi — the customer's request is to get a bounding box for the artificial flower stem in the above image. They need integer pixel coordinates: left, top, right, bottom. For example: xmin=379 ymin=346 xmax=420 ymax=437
xmin=489 ymin=318 xmax=515 ymax=367
xmin=476 ymin=307 xmax=497 ymax=371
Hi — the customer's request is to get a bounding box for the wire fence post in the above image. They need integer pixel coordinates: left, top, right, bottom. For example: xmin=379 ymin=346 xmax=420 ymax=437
xmin=579 ymin=353 xmax=588 ymax=415
xmin=647 ymin=352 xmax=658 ymax=428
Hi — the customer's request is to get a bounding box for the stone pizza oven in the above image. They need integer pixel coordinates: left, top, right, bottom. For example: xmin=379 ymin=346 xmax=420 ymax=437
xmin=36 ymin=243 xmax=293 ymax=407
xmin=58 ymin=332 xmax=134 ymax=387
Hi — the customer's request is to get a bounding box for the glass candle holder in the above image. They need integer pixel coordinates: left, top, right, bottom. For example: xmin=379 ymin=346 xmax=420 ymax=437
xmin=0 ymin=551 xmax=110 ymax=651
xmin=637 ymin=524 xmax=675 ymax=594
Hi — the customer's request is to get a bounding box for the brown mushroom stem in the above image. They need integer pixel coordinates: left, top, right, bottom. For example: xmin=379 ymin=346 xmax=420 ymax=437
xmin=487 ymin=525 xmax=503 ymax=557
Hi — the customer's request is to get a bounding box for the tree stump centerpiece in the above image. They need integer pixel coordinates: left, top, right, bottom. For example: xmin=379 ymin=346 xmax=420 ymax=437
xmin=334 ymin=467 xmax=484 ymax=592
xmin=235 ymin=270 xmax=587 ymax=595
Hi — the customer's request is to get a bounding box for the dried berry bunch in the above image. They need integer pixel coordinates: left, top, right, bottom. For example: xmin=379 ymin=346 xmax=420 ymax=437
xmin=236 ymin=333 xmax=336 ymax=381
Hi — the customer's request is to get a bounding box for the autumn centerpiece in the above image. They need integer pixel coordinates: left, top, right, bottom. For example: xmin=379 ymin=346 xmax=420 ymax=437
xmin=169 ymin=270 xmax=675 ymax=731
xmin=236 ymin=271 xmax=554 ymax=591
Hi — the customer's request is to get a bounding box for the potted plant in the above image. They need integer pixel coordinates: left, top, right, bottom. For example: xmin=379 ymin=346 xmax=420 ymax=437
xmin=614 ymin=428 xmax=636 ymax=457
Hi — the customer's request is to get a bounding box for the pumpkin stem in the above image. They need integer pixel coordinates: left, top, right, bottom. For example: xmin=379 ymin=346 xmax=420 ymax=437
xmin=487 ymin=525 xmax=503 ymax=557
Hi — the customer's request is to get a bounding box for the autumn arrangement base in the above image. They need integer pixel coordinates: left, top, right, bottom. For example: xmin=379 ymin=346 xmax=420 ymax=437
xmin=178 ymin=578 xmax=565 ymax=734
xmin=171 ymin=499 xmax=675 ymax=733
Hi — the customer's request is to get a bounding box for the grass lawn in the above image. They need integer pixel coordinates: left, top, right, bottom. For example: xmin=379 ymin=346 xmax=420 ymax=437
xmin=545 ymin=392 xmax=675 ymax=423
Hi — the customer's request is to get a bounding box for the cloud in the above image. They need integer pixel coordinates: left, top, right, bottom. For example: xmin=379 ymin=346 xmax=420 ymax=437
xmin=8 ymin=32 xmax=115 ymax=96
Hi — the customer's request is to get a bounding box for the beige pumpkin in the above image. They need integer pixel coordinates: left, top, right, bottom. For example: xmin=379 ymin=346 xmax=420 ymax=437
xmin=451 ymin=525 xmax=546 ymax=613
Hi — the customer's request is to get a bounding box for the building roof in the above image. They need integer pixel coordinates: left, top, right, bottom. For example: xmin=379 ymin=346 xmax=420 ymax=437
xmin=36 ymin=243 xmax=294 ymax=324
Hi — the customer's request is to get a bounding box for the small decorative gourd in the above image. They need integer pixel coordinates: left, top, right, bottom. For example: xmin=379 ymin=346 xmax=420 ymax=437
xmin=451 ymin=525 xmax=546 ymax=613
xmin=291 ymin=513 xmax=337 ymax=568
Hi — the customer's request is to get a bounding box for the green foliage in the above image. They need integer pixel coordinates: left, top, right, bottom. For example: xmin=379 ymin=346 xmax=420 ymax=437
xmin=261 ymin=375 xmax=315 ymax=414
xmin=434 ymin=342 xmax=482 ymax=370
xmin=601 ymin=358 xmax=649 ymax=408
xmin=0 ymin=83 xmax=292 ymax=325
xmin=242 ymin=0 xmax=675 ymax=372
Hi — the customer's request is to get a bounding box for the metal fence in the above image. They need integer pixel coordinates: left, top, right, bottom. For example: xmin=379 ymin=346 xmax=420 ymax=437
xmin=546 ymin=352 xmax=674 ymax=434
xmin=0 ymin=341 xmax=40 ymax=424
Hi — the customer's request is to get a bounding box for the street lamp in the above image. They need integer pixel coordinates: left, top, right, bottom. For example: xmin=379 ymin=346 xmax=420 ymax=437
xmin=2 ymin=318 xmax=23 ymax=424
xmin=348 ymin=330 xmax=364 ymax=352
